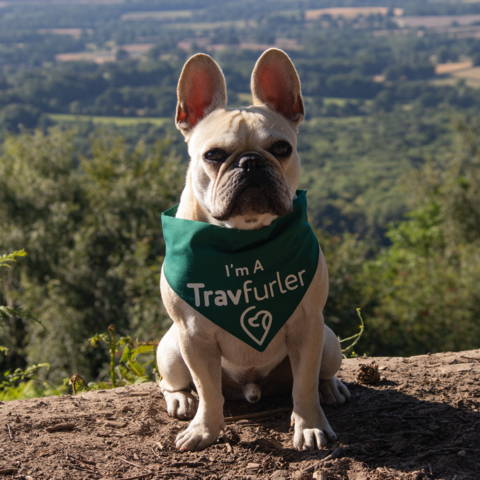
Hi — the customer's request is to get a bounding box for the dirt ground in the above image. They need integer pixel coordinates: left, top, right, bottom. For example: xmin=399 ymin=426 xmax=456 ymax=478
xmin=1 ymin=350 xmax=479 ymax=480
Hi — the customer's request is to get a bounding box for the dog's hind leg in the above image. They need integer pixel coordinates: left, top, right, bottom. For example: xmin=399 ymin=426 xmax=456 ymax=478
xmin=318 ymin=325 xmax=350 ymax=405
xmin=157 ymin=324 xmax=197 ymax=419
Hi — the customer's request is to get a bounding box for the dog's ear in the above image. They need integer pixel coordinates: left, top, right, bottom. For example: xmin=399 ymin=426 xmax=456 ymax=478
xmin=251 ymin=48 xmax=304 ymax=124
xmin=176 ymin=53 xmax=227 ymax=135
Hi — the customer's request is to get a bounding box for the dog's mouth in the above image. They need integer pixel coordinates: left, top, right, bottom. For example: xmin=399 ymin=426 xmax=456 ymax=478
xmin=211 ymin=164 xmax=292 ymax=221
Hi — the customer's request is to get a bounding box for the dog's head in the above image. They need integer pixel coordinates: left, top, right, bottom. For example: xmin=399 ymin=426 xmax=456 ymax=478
xmin=176 ymin=48 xmax=304 ymax=230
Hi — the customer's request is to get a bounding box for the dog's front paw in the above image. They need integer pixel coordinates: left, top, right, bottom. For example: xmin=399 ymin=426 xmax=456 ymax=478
xmin=175 ymin=421 xmax=222 ymax=451
xmin=163 ymin=390 xmax=197 ymax=419
xmin=290 ymin=412 xmax=336 ymax=451
xmin=319 ymin=376 xmax=351 ymax=405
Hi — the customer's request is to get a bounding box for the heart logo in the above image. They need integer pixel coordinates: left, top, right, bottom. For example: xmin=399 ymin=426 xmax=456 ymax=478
xmin=240 ymin=306 xmax=273 ymax=346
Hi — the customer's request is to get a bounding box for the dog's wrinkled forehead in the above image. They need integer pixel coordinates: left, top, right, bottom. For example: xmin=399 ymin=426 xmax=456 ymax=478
xmin=188 ymin=106 xmax=297 ymax=156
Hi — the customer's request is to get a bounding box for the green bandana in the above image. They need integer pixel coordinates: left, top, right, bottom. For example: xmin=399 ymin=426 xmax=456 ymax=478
xmin=161 ymin=190 xmax=319 ymax=352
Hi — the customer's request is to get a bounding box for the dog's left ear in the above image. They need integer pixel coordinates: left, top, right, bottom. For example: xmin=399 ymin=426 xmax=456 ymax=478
xmin=251 ymin=48 xmax=304 ymax=124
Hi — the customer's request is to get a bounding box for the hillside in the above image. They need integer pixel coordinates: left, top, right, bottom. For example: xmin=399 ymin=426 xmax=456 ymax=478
xmin=1 ymin=350 xmax=479 ymax=480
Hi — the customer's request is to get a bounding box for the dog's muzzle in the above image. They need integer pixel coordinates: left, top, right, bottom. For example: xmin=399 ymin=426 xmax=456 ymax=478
xmin=211 ymin=151 xmax=291 ymax=220
xmin=233 ymin=151 xmax=265 ymax=173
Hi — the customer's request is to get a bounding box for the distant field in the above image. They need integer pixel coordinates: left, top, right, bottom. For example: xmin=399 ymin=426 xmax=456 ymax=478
xmin=56 ymin=51 xmax=115 ymax=64
xmin=55 ymin=44 xmax=153 ymax=63
xmin=178 ymin=37 xmax=300 ymax=53
xmin=305 ymin=7 xmax=404 ymax=20
xmin=397 ymin=15 xmax=480 ymax=28
xmin=121 ymin=10 xmax=194 ymax=21
xmin=435 ymin=61 xmax=473 ymax=75
xmin=38 ymin=28 xmax=85 ymax=39
xmin=438 ymin=25 xmax=480 ymax=38
xmin=433 ymin=60 xmax=480 ymax=87
xmin=450 ymin=66 xmax=480 ymax=87
xmin=119 ymin=44 xmax=154 ymax=56
xmin=50 ymin=114 xmax=169 ymax=126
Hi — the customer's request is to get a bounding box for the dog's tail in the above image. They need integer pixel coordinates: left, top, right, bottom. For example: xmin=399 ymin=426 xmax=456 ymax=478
xmin=242 ymin=383 xmax=261 ymax=403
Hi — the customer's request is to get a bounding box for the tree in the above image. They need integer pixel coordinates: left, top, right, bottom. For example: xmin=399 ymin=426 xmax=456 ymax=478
xmin=0 ymin=128 xmax=184 ymax=381
xmin=360 ymin=119 xmax=480 ymax=355
xmin=0 ymin=104 xmax=42 ymax=133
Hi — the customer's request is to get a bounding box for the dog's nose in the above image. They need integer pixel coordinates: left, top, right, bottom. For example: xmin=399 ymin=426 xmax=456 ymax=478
xmin=236 ymin=152 xmax=264 ymax=172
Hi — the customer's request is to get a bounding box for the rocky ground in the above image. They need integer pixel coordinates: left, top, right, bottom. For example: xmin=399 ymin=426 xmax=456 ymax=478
xmin=1 ymin=350 xmax=479 ymax=480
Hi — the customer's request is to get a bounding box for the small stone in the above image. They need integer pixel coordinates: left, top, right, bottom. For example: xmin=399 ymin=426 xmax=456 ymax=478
xmin=246 ymin=462 xmax=261 ymax=471
xmin=271 ymin=470 xmax=289 ymax=480
xmin=458 ymin=449 xmax=466 ymax=456
xmin=45 ymin=422 xmax=76 ymax=433
xmin=292 ymin=471 xmax=312 ymax=480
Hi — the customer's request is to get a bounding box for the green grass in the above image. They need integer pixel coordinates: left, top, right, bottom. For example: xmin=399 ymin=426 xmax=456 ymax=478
xmin=324 ymin=97 xmax=349 ymax=106
xmin=50 ymin=114 xmax=169 ymax=126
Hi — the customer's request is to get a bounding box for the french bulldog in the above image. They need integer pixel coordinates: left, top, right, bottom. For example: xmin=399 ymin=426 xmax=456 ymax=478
xmin=157 ymin=48 xmax=350 ymax=451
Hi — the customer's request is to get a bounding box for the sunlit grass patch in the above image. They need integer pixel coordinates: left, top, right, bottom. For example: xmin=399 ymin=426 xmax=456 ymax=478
xmin=50 ymin=114 xmax=168 ymax=126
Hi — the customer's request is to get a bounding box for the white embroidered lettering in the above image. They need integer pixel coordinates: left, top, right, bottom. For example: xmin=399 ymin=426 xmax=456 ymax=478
xmin=235 ymin=266 xmax=249 ymax=277
xmin=226 ymin=289 xmax=242 ymax=305
xmin=214 ymin=290 xmax=228 ymax=306
xmin=276 ymin=271 xmax=287 ymax=294
xmin=253 ymin=259 xmax=264 ymax=274
xmin=253 ymin=284 xmax=269 ymax=301
xmin=186 ymin=283 xmax=205 ymax=307
xmin=203 ymin=290 xmax=213 ymax=307
xmin=243 ymin=280 xmax=253 ymax=303
xmin=285 ymin=274 xmax=299 ymax=291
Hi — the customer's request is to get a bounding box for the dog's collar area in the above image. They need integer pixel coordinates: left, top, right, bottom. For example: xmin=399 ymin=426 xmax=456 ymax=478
xmin=222 ymin=213 xmax=279 ymax=230
xmin=161 ymin=190 xmax=319 ymax=351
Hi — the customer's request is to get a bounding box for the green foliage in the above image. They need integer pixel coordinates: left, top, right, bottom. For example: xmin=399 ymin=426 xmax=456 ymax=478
xmin=0 ymin=128 xmax=183 ymax=382
xmin=0 ymin=249 xmax=27 ymax=269
xmin=1 ymin=362 xmax=50 ymax=390
xmin=0 ymin=249 xmax=33 ymax=376
xmin=0 ymin=360 xmax=66 ymax=401
xmin=0 ymin=250 xmax=27 ymax=325
xmin=87 ymin=325 xmax=156 ymax=388
xmin=0 ymin=104 xmax=45 ymax=134
xmin=360 ymin=119 xmax=480 ymax=355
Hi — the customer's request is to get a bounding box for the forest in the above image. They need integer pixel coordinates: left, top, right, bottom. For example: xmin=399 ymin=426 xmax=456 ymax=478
xmin=1 ymin=0 xmax=480 ymax=398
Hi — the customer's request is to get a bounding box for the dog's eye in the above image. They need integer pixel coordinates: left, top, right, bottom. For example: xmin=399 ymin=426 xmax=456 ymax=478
xmin=269 ymin=141 xmax=292 ymax=158
xmin=204 ymin=148 xmax=228 ymax=163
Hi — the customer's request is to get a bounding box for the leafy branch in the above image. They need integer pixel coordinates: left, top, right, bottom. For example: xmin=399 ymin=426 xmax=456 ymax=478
xmin=0 ymin=249 xmax=27 ymax=269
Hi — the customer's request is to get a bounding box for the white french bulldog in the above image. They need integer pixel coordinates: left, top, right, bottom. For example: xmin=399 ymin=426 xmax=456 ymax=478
xmin=157 ymin=48 xmax=350 ymax=451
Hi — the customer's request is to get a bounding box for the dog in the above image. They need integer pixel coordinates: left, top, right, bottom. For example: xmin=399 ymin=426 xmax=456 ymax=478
xmin=157 ymin=48 xmax=350 ymax=452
